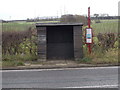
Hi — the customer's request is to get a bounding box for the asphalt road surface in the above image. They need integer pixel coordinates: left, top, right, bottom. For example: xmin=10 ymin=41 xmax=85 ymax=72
xmin=2 ymin=66 xmax=119 ymax=88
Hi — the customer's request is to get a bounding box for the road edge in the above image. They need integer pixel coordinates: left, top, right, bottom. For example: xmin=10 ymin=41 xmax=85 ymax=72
xmin=1 ymin=64 xmax=119 ymax=70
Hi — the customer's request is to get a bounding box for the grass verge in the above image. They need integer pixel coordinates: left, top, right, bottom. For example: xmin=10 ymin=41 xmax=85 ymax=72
xmin=78 ymin=48 xmax=118 ymax=65
xmin=2 ymin=54 xmax=37 ymax=67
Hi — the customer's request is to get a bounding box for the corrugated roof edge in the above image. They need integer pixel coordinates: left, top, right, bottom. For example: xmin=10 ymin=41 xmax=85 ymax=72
xmin=36 ymin=23 xmax=83 ymax=27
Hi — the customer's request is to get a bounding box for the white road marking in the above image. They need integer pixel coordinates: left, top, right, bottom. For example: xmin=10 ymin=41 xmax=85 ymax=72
xmin=1 ymin=66 xmax=118 ymax=72
xmin=62 ymin=85 xmax=118 ymax=88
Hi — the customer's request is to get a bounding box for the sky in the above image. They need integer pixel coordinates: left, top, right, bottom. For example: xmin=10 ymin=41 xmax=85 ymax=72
xmin=0 ymin=0 xmax=119 ymax=20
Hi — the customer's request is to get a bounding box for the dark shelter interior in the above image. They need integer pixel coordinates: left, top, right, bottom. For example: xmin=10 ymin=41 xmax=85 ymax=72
xmin=47 ymin=26 xmax=74 ymax=60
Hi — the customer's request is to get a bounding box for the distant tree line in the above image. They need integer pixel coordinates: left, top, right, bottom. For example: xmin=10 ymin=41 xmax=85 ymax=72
xmin=91 ymin=15 xmax=119 ymax=20
xmin=26 ymin=17 xmax=60 ymax=22
xmin=26 ymin=14 xmax=88 ymax=25
xmin=2 ymin=14 xmax=119 ymax=23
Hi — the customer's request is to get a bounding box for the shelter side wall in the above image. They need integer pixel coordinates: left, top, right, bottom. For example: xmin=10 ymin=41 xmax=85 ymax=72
xmin=73 ymin=26 xmax=84 ymax=60
xmin=37 ymin=27 xmax=47 ymax=61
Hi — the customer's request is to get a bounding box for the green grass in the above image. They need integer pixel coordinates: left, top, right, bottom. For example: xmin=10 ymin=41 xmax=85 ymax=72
xmin=2 ymin=19 xmax=118 ymax=34
xmin=2 ymin=54 xmax=37 ymax=61
xmin=2 ymin=60 xmax=25 ymax=67
xmin=79 ymin=47 xmax=118 ymax=65
xmin=2 ymin=21 xmax=60 ymax=31
xmin=78 ymin=57 xmax=92 ymax=64
xmin=91 ymin=19 xmax=118 ymax=35
xmin=99 ymin=19 xmax=118 ymax=23
xmin=2 ymin=54 xmax=38 ymax=67
xmin=2 ymin=22 xmax=33 ymax=31
xmin=91 ymin=49 xmax=118 ymax=64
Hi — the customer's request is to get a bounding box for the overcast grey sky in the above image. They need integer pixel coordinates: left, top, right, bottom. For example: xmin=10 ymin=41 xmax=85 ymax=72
xmin=0 ymin=0 xmax=119 ymax=20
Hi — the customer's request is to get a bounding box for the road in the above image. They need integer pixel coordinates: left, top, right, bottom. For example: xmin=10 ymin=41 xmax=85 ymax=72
xmin=2 ymin=66 xmax=119 ymax=88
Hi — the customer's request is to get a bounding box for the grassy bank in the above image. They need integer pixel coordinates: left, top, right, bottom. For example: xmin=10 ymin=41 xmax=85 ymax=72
xmin=92 ymin=21 xmax=118 ymax=35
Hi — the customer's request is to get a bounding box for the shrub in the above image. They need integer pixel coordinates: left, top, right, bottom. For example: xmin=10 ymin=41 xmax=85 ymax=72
xmin=2 ymin=27 xmax=37 ymax=66
xmin=97 ymin=33 xmax=117 ymax=51
xmin=2 ymin=27 xmax=37 ymax=55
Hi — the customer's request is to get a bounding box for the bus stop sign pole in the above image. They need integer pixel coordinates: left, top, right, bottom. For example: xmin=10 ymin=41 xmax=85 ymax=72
xmin=87 ymin=7 xmax=91 ymax=54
